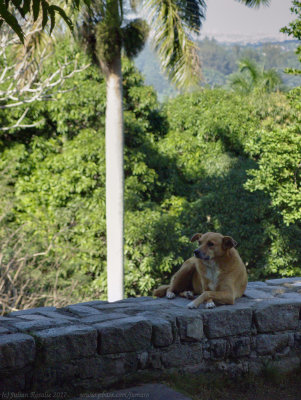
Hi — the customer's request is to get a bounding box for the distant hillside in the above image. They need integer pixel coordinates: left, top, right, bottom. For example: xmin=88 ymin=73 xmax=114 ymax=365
xmin=134 ymin=38 xmax=301 ymax=100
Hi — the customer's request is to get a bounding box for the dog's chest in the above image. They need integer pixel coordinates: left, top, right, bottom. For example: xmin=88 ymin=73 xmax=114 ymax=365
xmin=204 ymin=260 xmax=220 ymax=290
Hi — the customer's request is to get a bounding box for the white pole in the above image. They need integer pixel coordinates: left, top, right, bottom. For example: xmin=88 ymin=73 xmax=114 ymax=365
xmin=105 ymin=56 xmax=124 ymax=302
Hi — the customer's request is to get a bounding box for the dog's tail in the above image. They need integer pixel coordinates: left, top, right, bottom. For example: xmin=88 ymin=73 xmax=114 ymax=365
xmin=153 ymin=284 xmax=170 ymax=297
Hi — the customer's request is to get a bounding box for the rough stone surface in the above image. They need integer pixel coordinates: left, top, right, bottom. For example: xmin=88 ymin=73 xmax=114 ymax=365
xmin=176 ymin=313 xmax=203 ymax=341
xmin=0 ymin=277 xmax=300 ymax=395
xmin=256 ymin=333 xmax=289 ymax=355
xmin=34 ymin=325 xmax=97 ymax=363
xmin=265 ymin=277 xmax=301 ymax=286
xmin=254 ymin=301 xmax=300 ymax=332
xmin=62 ymin=305 xmax=103 ymax=317
xmin=229 ymin=336 xmax=251 ymax=358
xmin=152 ymin=318 xmax=174 ymax=347
xmin=0 ymin=333 xmax=35 ymax=369
xmin=244 ymin=288 xmax=275 ymax=299
xmin=161 ymin=343 xmax=203 ymax=367
xmin=95 ymin=316 xmax=152 ymax=354
xmin=9 ymin=306 xmax=56 ymax=316
xmin=202 ymin=304 xmax=253 ymax=338
xmin=9 ymin=314 xmax=71 ymax=332
xmin=80 ymin=312 xmax=129 ymax=324
xmin=210 ymin=339 xmax=229 ymax=360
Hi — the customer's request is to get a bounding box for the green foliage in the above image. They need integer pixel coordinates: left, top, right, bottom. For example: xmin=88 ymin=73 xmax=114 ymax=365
xmin=281 ymin=0 xmax=301 ymax=75
xmin=245 ymin=89 xmax=301 ymax=226
xmin=123 ymin=19 xmax=149 ymax=59
xmin=135 ymin=39 xmax=301 ymax=99
xmin=1 ymin=38 xmax=301 ymax=306
xmin=0 ymin=0 xmax=81 ymax=42
xmin=161 ymin=89 xmax=301 ymax=280
xmin=228 ymin=58 xmax=283 ymax=94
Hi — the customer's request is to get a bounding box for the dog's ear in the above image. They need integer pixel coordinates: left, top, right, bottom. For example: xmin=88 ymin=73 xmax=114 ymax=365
xmin=222 ymin=236 xmax=238 ymax=250
xmin=190 ymin=233 xmax=202 ymax=243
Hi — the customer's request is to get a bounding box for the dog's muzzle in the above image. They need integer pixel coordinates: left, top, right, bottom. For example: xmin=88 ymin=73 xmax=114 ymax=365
xmin=194 ymin=249 xmax=210 ymax=260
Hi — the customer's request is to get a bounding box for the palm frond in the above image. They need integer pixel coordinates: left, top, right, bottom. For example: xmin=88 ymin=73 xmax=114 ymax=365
xmin=238 ymin=58 xmax=260 ymax=84
xmin=142 ymin=0 xmax=206 ymax=88
xmin=228 ymin=73 xmax=251 ymax=94
xmin=261 ymin=69 xmax=282 ymax=92
xmin=235 ymin=0 xmax=270 ymax=8
xmin=122 ymin=18 xmax=149 ymax=58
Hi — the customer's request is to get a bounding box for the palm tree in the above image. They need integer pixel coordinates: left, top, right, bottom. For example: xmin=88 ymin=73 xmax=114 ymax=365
xmin=76 ymin=0 xmax=271 ymax=302
xmin=228 ymin=58 xmax=282 ymax=94
xmin=77 ymin=0 xmax=205 ymax=301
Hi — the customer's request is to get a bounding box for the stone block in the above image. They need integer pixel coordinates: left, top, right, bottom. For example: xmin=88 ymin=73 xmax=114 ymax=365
xmin=95 ymin=316 xmax=152 ymax=354
xmin=258 ymin=285 xmax=286 ymax=295
xmin=9 ymin=306 xmax=56 ymax=316
xmin=95 ymin=298 xmax=180 ymax=315
xmin=56 ymin=357 xmax=104 ymax=382
xmin=0 ymin=373 xmax=26 ymax=391
xmin=34 ymin=325 xmax=97 ymax=364
xmin=74 ymin=300 xmax=108 ymax=307
xmin=256 ymin=333 xmax=289 ymax=355
xmin=81 ymin=312 xmax=129 ymax=324
xmin=114 ymin=296 xmax=154 ymax=303
xmin=9 ymin=316 xmax=70 ymax=332
xmin=151 ymin=318 xmax=174 ymax=347
xmin=34 ymin=366 xmax=57 ymax=388
xmin=176 ymin=314 xmax=203 ymax=342
xmin=0 ymin=316 xmax=21 ymax=332
xmin=229 ymin=336 xmax=251 ymax=358
xmin=101 ymin=352 xmax=139 ymax=376
xmin=147 ymin=351 xmax=162 ymax=369
xmin=254 ymin=301 xmax=299 ymax=332
xmin=138 ymin=351 xmax=148 ymax=369
xmin=62 ymin=305 xmax=102 ymax=317
xmin=216 ymin=360 xmax=249 ymax=376
xmin=0 ymin=333 xmax=35 ymax=369
xmin=283 ymin=281 xmax=301 ymax=291
xmin=202 ymin=304 xmax=253 ymax=338
xmin=294 ymin=332 xmax=301 ymax=348
xmin=277 ymin=292 xmax=301 ymax=302
xmin=36 ymin=310 xmax=80 ymax=321
xmin=265 ymin=277 xmax=301 ymax=286
xmin=210 ymin=339 xmax=229 ymax=360
xmin=161 ymin=343 xmax=202 ymax=367
xmin=244 ymin=288 xmax=275 ymax=299
xmin=247 ymin=281 xmax=267 ymax=287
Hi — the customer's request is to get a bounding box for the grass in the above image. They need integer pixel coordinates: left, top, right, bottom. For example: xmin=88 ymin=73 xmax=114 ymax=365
xmin=105 ymin=366 xmax=301 ymax=400
xmin=163 ymin=368 xmax=301 ymax=400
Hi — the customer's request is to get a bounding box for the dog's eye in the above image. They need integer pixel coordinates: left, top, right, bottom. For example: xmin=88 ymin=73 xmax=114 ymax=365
xmin=207 ymin=241 xmax=214 ymax=247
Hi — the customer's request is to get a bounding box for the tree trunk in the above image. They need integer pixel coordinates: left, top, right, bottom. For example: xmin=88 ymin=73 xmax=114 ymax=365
xmin=105 ymin=54 xmax=124 ymax=302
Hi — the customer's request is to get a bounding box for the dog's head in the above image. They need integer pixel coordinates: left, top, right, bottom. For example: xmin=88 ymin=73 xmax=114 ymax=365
xmin=191 ymin=232 xmax=237 ymax=260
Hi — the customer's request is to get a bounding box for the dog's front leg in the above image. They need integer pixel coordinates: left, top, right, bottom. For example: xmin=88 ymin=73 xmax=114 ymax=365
xmin=187 ymin=291 xmax=234 ymax=309
xmin=187 ymin=292 xmax=211 ymax=309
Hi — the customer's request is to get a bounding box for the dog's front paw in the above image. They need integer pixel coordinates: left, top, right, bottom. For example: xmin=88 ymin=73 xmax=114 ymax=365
xmin=166 ymin=291 xmax=176 ymax=299
xmin=187 ymin=301 xmax=198 ymax=309
xmin=183 ymin=291 xmax=194 ymax=299
xmin=205 ymin=301 xmax=216 ymax=309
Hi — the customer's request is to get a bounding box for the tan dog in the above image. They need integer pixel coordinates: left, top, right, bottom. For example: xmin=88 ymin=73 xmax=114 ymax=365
xmin=153 ymin=232 xmax=247 ymax=309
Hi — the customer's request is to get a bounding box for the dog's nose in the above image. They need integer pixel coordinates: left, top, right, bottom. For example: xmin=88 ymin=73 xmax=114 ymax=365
xmin=194 ymin=249 xmax=210 ymax=260
xmin=194 ymin=249 xmax=201 ymax=258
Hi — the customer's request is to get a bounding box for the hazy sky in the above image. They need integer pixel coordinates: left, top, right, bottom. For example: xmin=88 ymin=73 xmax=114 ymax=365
xmin=201 ymin=0 xmax=295 ymax=41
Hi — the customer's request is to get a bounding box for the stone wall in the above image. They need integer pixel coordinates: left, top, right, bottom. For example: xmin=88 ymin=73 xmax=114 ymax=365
xmin=0 ymin=277 xmax=301 ymax=396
